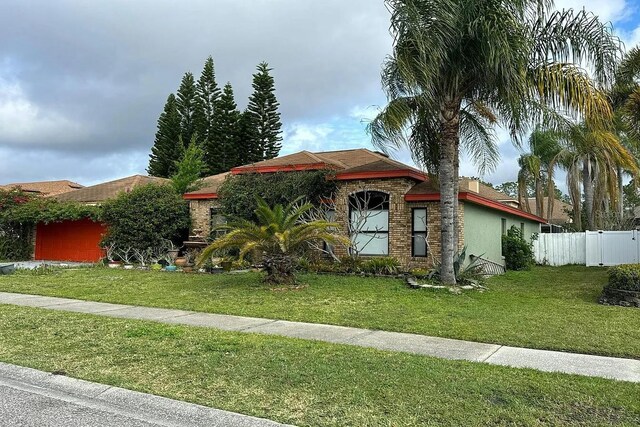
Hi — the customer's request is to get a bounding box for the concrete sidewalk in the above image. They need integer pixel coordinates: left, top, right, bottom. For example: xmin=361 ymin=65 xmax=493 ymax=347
xmin=0 ymin=361 xmax=292 ymax=427
xmin=1 ymin=291 xmax=639 ymax=383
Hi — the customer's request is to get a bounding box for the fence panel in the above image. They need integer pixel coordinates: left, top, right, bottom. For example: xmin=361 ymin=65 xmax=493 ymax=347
xmin=598 ymin=230 xmax=638 ymax=266
xmin=537 ymin=230 xmax=640 ymax=267
xmin=534 ymin=233 xmax=586 ymax=266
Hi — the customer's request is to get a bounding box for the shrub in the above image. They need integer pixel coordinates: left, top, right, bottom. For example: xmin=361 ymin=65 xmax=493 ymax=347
xmin=502 ymin=226 xmax=535 ymax=270
xmin=607 ymin=264 xmax=640 ymax=292
xmin=101 ymin=184 xmax=190 ymax=252
xmin=362 ymin=257 xmax=401 ymax=275
xmin=218 ymin=171 xmax=337 ymax=221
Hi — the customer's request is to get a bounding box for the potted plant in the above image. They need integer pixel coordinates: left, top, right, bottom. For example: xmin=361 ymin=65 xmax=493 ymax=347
xmin=133 ymin=248 xmax=152 ymax=270
xmin=104 ymin=243 xmax=121 ymax=268
xmin=149 ymin=245 xmax=164 ymax=270
xmin=118 ymin=247 xmax=135 ymax=270
xmin=165 ymin=239 xmax=180 ymax=267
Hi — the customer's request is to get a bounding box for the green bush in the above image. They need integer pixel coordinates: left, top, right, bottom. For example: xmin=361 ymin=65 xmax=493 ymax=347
xmin=607 ymin=264 xmax=640 ymax=292
xmin=218 ymin=171 xmax=337 ymax=221
xmin=101 ymin=184 xmax=190 ymax=252
xmin=502 ymin=226 xmax=535 ymax=271
xmin=362 ymin=257 xmax=401 ymax=275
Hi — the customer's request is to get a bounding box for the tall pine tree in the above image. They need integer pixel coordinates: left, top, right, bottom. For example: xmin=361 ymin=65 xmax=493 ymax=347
xmin=194 ymin=56 xmax=221 ymax=158
xmin=176 ymin=72 xmax=199 ymax=148
xmin=236 ymin=110 xmax=259 ymax=164
xmin=148 ymin=94 xmax=182 ymax=177
xmin=207 ymin=83 xmax=241 ymax=174
xmin=246 ymin=62 xmax=282 ymax=160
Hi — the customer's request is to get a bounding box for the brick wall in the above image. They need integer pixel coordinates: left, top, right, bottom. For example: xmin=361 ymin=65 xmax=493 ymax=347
xmin=189 ymin=200 xmax=216 ymax=237
xmin=333 ymin=178 xmax=464 ymax=269
xmin=187 ymin=180 xmax=465 ymax=269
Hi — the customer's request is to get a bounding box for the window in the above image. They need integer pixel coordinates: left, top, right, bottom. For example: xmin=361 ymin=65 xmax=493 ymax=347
xmin=210 ymin=207 xmax=227 ymax=240
xmin=349 ymin=191 xmax=389 ymax=256
xmin=501 ymin=218 xmax=507 ymax=235
xmin=323 ymin=209 xmax=336 ymax=256
xmin=412 ymin=208 xmax=427 ymax=257
xmin=520 ymin=222 xmax=525 ymax=237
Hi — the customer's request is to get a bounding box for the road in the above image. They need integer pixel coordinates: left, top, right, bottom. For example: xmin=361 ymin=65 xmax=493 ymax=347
xmin=0 ymin=362 xmax=291 ymax=427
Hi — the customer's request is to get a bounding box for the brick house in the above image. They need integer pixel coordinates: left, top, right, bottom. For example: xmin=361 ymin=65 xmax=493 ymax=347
xmin=184 ymin=149 xmax=545 ymax=268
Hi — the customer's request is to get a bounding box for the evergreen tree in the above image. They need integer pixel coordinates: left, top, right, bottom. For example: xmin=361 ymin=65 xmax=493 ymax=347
xmin=194 ymin=56 xmax=221 ymax=158
xmin=176 ymin=72 xmax=199 ymax=148
xmin=236 ymin=110 xmax=259 ymax=164
xmin=171 ymin=137 xmax=206 ymax=194
xmin=207 ymin=83 xmax=241 ymax=174
xmin=148 ymin=94 xmax=182 ymax=178
xmin=246 ymin=62 xmax=282 ymax=160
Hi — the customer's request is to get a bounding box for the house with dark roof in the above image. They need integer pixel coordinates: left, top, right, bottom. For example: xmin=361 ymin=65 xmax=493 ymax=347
xmin=184 ymin=149 xmax=545 ymax=268
xmin=0 ymin=180 xmax=84 ymax=197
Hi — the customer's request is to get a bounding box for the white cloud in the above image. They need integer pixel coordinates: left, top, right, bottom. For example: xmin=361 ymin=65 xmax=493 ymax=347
xmin=554 ymin=0 xmax=629 ymax=23
xmin=0 ymin=76 xmax=89 ymax=147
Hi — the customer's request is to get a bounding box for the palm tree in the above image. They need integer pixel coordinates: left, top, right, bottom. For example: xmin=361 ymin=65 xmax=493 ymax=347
xmin=517 ymin=129 xmax=561 ymax=218
xmin=610 ymin=47 xmax=640 ymax=219
xmin=557 ymin=125 xmax=638 ymax=230
xmin=369 ymin=0 xmax=620 ymax=284
xmin=196 ymin=198 xmax=349 ymax=285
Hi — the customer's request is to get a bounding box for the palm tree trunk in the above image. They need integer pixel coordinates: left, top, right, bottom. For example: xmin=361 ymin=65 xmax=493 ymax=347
xmin=546 ymin=161 xmax=556 ymax=222
xmin=535 ymin=177 xmax=543 ymax=217
xmin=438 ymin=99 xmax=461 ymax=285
xmin=617 ymin=166 xmax=624 ymax=221
xmin=583 ymin=159 xmax=595 ymax=230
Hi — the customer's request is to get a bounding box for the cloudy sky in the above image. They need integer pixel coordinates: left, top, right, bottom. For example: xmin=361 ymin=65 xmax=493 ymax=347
xmin=1 ymin=0 xmax=639 ymax=187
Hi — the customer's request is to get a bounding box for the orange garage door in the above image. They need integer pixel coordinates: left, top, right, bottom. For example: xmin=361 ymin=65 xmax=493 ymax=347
xmin=35 ymin=219 xmax=107 ymax=262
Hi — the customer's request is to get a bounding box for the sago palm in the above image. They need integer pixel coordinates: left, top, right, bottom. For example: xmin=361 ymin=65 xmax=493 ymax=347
xmin=369 ymin=0 xmax=620 ymax=283
xmin=197 ymin=198 xmax=348 ymax=285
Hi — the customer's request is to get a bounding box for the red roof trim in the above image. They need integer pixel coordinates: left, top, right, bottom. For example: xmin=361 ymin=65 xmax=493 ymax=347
xmin=405 ymin=192 xmax=546 ymax=223
xmin=335 ymin=169 xmax=427 ymax=182
xmin=183 ymin=193 xmax=218 ymax=200
xmin=231 ymin=162 xmax=334 ymax=175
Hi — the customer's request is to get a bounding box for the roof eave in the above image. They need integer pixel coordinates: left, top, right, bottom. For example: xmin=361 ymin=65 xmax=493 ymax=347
xmin=183 ymin=193 xmax=218 ymax=200
xmin=405 ymin=192 xmax=546 ymax=223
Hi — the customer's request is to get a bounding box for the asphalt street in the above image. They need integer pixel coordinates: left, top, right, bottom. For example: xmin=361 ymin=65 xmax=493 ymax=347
xmin=0 ymin=362 xmax=291 ymax=427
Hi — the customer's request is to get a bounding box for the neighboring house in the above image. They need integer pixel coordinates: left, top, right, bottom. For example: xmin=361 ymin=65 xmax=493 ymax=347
xmin=525 ymin=197 xmax=573 ymax=233
xmin=184 ymin=149 xmax=545 ymax=268
xmin=34 ymin=175 xmax=167 ymax=263
xmin=0 ymin=180 xmax=83 ymax=197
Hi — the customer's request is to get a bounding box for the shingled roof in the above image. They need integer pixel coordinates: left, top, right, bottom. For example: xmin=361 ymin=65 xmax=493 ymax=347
xmin=230 ymin=148 xmax=426 ymax=179
xmin=183 ymin=172 xmax=230 ymax=199
xmin=185 ymin=149 xmax=427 ymax=200
xmin=526 ymin=197 xmax=572 ymax=225
xmin=0 ymin=180 xmax=84 ymax=197
xmin=407 ymin=178 xmax=545 ymax=223
xmin=56 ymin=175 xmax=168 ymax=203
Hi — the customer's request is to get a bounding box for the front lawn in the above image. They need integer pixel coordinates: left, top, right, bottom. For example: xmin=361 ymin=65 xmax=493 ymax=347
xmin=0 ymin=265 xmax=638 ymax=359
xmin=0 ymin=305 xmax=638 ymax=427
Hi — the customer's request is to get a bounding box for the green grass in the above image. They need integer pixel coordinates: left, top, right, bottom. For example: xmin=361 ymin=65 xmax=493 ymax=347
xmin=0 ymin=304 xmax=638 ymax=427
xmin=0 ymin=265 xmax=638 ymax=359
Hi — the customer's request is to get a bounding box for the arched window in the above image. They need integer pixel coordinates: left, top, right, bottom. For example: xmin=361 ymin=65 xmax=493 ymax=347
xmin=348 ymin=190 xmax=390 ymax=256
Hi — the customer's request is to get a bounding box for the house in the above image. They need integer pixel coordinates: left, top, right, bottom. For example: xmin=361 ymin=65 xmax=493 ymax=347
xmin=525 ymin=197 xmax=572 ymax=232
xmin=184 ymin=149 xmax=546 ymax=268
xmin=0 ymin=180 xmax=84 ymax=197
xmin=34 ymin=175 xmax=167 ymax=263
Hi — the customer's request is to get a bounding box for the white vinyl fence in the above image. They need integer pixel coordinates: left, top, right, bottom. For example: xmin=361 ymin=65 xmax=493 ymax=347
xmin=534 ymin=230 xmax=640 ymax=266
